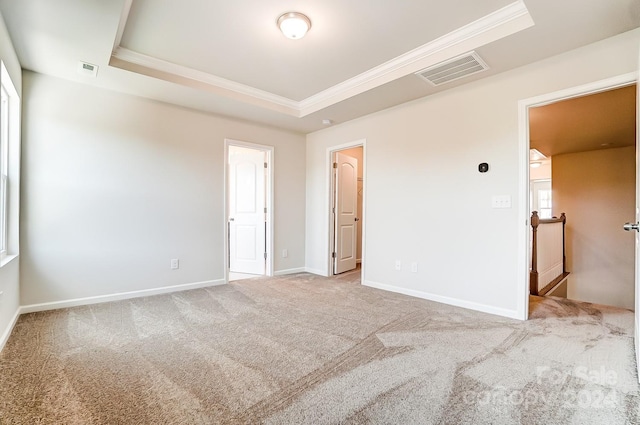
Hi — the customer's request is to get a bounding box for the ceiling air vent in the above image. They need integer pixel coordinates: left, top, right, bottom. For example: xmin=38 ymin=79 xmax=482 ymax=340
xmin=77 ymin=61 xmax=98 ymax=78
xmin=415 ymin=52 xmax=488 ymax=86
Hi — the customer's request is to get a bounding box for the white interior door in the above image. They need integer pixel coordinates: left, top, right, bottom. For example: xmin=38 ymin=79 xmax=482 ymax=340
xmin=334 ymin=152 xmax=358 ymax=274
xmin=229 ymin=147 xmax=266 ymax=275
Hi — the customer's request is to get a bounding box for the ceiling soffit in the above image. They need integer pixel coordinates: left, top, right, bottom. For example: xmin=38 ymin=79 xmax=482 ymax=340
xmin=109 ymin=0 xmax=534 ymax=118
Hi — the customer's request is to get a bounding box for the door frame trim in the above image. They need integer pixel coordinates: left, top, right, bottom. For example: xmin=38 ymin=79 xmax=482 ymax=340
xmin=517 ymin=72 xmax=637 ymax=320
xmin=327 ymin=140 xmax=366 ymax=279
xmin=224 ymin=138 xmax=274 ymax=282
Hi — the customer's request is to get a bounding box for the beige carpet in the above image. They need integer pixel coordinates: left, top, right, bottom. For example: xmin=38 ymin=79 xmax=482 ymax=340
xmin=1 ymin=271 xmax=638 ymax=424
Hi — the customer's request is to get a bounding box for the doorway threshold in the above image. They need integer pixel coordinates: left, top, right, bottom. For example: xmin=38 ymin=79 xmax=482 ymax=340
xmin=229 ymin=272 xmax=262 ymax=282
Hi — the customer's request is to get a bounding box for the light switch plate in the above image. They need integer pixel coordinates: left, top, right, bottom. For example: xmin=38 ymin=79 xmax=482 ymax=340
xmin=492 ymin=195 xmax=512 ymax=209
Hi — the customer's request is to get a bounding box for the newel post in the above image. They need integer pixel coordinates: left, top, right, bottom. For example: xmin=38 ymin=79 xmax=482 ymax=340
xmin=530 ymin=211 xmax=540 ymax=296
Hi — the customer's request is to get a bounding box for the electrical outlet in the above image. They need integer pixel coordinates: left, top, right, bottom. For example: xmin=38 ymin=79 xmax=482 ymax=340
xmin=411 ymin=262 xmax=418 ymax=273
xmin=395 ymin=260 xmax=402 ymax=271
xmin=171 ymin=259 xmax=179 ymax=270
xmin=282 ymin=249 xmax=288 ymax=258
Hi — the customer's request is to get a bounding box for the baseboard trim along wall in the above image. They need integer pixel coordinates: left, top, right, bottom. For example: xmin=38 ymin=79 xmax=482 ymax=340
xmin=304 ymin=267 xmax=329 ymax=277
xmin=363 ymin=280 xmax=522 ymax=320
xmin=0 ymin=308 xmax=21 ymax=353
xmin=20 ymin=279 xmax=227 ymax=314
xmin=273 ymin=268 xmax=306 ymax=276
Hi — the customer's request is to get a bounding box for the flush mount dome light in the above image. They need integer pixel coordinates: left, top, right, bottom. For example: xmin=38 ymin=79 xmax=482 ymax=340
xmin=277 ymin=12 xmax=311 ymax=39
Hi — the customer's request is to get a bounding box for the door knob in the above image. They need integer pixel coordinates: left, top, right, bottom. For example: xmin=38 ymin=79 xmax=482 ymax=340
xmin=623 ymin=222 xmax=639 ymax=232
xmin=355 ymin=217 xmax=360 ymax=222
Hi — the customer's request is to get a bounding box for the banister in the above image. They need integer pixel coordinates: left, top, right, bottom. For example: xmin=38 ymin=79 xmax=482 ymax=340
xmin=539 ymin=213 xmax=566 ymax=225
xmin=530 ymin=211 xmax=568 ymax=296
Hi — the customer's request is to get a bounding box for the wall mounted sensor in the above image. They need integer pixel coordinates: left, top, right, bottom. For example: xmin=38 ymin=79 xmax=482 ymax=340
xmin=478 ymin=163 xmax=489 ymax=173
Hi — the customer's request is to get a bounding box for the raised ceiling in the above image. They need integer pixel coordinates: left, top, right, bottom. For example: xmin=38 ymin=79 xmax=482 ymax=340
xmin=118 ymin=0 xmax=516 ymax=101
xmin=1 ymin=0 xmax=639 ymax=133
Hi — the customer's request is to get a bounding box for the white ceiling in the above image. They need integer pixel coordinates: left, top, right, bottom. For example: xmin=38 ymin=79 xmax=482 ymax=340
xmin=1 ymin=0 xmax=639 ymax=134
xmin=121 ymin=0 xmax=514 ymax=101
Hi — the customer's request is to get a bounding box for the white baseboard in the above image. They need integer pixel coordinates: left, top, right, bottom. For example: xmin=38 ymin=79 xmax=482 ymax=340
xmin=304 ymin=267 xmax=329 ymax=277
xmin=0 ymin=308 xmax=21 ymax=353
xmin=363 ymin=280 xmax=521 ymax=320
xmin=636 ymin=318 xmax=639 ymax=384
xmin=20 ymin=279 xmax=227 ymax=314
xmin=273 ymin=268 xmax=306 ymax=276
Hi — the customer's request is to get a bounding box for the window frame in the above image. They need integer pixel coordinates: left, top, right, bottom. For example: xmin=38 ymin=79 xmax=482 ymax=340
xmin=0 ymin=61 xmax=19 ymax=265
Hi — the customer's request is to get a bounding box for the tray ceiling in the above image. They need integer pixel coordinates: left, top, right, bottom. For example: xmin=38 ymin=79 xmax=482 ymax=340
xmin=1 ymin=0 xmax=638 ymax=133
xmin=119 ymin=0 xmax=515 ymax=101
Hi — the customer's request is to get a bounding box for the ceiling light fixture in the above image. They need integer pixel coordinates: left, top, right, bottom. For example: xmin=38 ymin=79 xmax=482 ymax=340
xmin=529 ymin=149 xmax=547 ymax=161
xmin=277 ymin=12 xmax=311 ymax=39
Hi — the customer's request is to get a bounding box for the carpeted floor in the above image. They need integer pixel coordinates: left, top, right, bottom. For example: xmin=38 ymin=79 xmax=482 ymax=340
xmin=1 ymin=271 xmax=638 ymax=424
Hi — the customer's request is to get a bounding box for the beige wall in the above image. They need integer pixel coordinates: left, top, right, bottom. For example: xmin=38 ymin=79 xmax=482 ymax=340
xmin=20 ymin=72 xmax=306 ymax=306
xmin=338 ymin=147 xmax=363 ymax=261
xmin=0 ymin=10 xmax=21 ymax=349
xmin=306 ymin=29 xmax=640 ymax=318
xmin=553 ymin=146 xmax=635 ymax=310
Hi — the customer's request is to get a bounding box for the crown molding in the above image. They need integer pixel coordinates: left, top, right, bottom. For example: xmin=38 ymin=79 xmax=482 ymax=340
xmin=298 ymin=1 xmax=533 ymax=116
xmin=110 ymin=1 xmax=533 ymax=118
xmin=110 ymin=47 xmax=301 ymax=116
xmin=112 ymin=0 xmax=133 ymax=52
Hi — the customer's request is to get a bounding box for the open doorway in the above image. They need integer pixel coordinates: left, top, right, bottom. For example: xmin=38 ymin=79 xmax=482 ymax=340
xmin=225 ymin=140 xmax=273 ymax=282
xmin=329 ymin=144 xmax=364 ymax=277
xmin=522 ymin=81 xmax=637 ymax=313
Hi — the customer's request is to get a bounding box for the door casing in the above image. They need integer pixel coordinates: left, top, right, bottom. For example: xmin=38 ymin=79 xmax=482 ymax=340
xmin=327 ymin=140 xmax=366 ymax=279
xmin=635 ymin=47 xmax=640 ymax=382
xmin=517 ymin=72 xmax=638 ymax=321
xmin=224 ymin=139 xmax=274 ymax=281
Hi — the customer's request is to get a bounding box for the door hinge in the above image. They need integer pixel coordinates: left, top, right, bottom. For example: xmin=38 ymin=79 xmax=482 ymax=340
xmin=333 ymin=162 xmax=337 ymax=169
xmin=264 ymin=252 xmax=267 ymax=260
xmin=264 ymin=207 xmax=267 ymax=213
xmin=332 ymin=207 xmax=335 ymax=214
xmin=332 ymin=252 xmax=336 ymax=258
xmin=264 ymin=162 xmax=268 ymax=169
